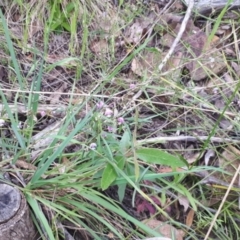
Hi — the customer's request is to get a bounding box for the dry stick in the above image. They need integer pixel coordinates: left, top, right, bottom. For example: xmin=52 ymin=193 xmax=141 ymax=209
xmin=0 ymin=88 xmax=119 ymax=99
xmin=0 ymin=103 xmax=67 ymax=115
xmin=136 ymin=135 xmax=240 ymax=145
xmin=204 ymin=164 xmax=240 ymax=240
xmin=158 ymin=0 xmax=194 ymax=72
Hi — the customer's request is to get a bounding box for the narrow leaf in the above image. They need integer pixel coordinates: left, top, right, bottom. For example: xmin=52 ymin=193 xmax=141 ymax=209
xmin=136 ymin=148 xmax=187 ymax=168
xmin=26 ymin=194 xmax=55 ymax=240
xmin=119 ymin=130 xmax=131 ymax=155
xmin=101 ymin=163 xmax=117 ymax=190
xmin=117 ymin=183 xmax=127 ymax=203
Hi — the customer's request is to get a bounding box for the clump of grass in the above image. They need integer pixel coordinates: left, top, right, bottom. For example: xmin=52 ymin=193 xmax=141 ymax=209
xmin=1 ymin=0 xmax=240 ymax=239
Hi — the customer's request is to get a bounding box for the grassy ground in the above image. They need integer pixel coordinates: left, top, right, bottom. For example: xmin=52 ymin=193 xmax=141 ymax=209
xmin=1 ymin=0 xmax=240 ymax=239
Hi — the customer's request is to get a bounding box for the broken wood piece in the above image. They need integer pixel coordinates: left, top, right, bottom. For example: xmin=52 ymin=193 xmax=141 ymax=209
xmin=136 ymin=135 xmax=240 ymax=145
xmin=0 ymin=103 xmax=67 ymax=118
xmin=183 ymin=0 xmax=240 ymax=15
xmin=0 ymin=183 xmax=38 ymax=239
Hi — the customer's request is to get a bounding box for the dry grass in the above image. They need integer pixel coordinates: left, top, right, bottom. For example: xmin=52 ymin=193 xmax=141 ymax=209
xmin=1 ymin=0 xmax=240 ymax=239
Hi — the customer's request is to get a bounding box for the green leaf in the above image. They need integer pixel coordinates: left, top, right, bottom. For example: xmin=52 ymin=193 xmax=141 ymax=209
xmin=136 ymin=148 xmax=187 ymax=168
xmin=119 ymin=130 xmax=131 ymax=155
xmin=61 ymin=21 xmax=71 ymax=32
xmin=101 ymin=163 xmax=117 ymax=190
xmin=115 ymin=156 xmax=125 ymax=170
xmin=117 ymin=183 xmax=126 ymax=203
xmin=26 ymin=194 xmax=55 ymax=240
xmin=101 ymin=156 xmax=125 ymax=191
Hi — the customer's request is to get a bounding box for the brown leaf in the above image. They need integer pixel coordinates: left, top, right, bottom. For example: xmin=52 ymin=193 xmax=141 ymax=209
xmin=186 ymin=49 xmax=226 ymax=81
xmin=131 ymin=50 xmax=183 ymax=79
xmin=160 ymin=20 xmax=201 ymax=50
xmin=231 ymin=61 xmax=240 ymax=77
xmin=170 ymin=0 xmax=185 ymax=12
xmin=161 ymin=18 xmax=226 ymax=81
xmin=50 ymin=83 xmax=67 ymax=105
xmin=131 ymin=51 xmax=163 ymax=77
xmin=15 ymin=159 xmax=37 ymax=171
xmin=90 ymin=39 xmax=109 ymax=55
xmin=182 ymin=29 xmax=207 ymax=57
xmin=178 ymin=194 xmax=189 ymax=212
xmin=124 ymin=13 xmax=156 ymax=45
xmin=186 ymin=209 xmax=195 ymax=227
xmin=183 ymin=144 xmax=204 ymax=164
xmin=214 ymin=145 xmax=240 ymax=185
xmin=142 ymin=219 xmax=185 ymax=240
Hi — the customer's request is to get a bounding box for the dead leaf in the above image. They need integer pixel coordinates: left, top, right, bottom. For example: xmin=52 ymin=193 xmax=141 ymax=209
xmin=182 ymin=22 xmax=226 ymax=80
xmin=160 ymin=18 xmax=226 ymax=81
xmin=164 ymin=51 xmax=184 ymax=80
xmin=15 ymin=159 xmax=37 ymax=171
xmin=131 ymin=50 xmax=183 ymax=79
xmin=170 ymin=0 xmax=185 ymax=12
xmin=178 ymin=194 xmax=189 ymax=212
xmin=142 ymin=219 xmax=185 ymax=240
xmin=231 ymin=61 xmax=240 ymax=77
xmin=161 ymin=20 xmax=202 ymax=50
xmin=204 ymin=149 xmax=215 ymax=166
xmin=124 ymin=13 xmax=156 ymax=45
xmin=209 ymin=35 xmax=221 ymax=48
xmin=159 ymin=30 xmax=175 ymax=48
xmin=183 ymin=144 xmax=204 ymax=164
xmin=186 ymin=209 xmax=195 ymax=227
xmin=50 ymin=83 xmax=67 ymax=104
xmin=90 ymin=39 xmax=109 ymax=55
xmin=154 ymin=13 xmax=183 ymax=39
xmin=186 ymin=49 xmax=226 ymax=81
xmin=214 ymin=145 xmax=240 ymax=185
xmin=131 ymin=50 xmax=162 ymax=76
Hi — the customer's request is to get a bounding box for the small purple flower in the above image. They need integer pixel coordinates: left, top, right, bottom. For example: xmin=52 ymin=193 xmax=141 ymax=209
xmin=130 ymin=83 xmax=136 ymax=89
xmin=107 ymin=126 xmax=115 ymax=132
xmin=96 ymin=101 xmax=105 ymax=109
xmin=105 ymin=108 xmax=113 ymax=117
xmin=117 ymin=117 xmax=124 ymax=125
xmin=89 ymin=143 xmax=97 ymax=150
xmin=40 ymin=111 xmax=46 ymax=117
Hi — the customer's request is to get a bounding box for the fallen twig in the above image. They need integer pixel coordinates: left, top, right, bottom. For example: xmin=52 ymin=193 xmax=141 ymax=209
xmin=0 ymin=103 xmax=67 ymax=117
xmin=158 ymin=0 xmax=194 ymax=72
xmin=137 ymin=135 xmax=240 ymax=145
xmin=184 ymin=0 xmax=240 ymax=15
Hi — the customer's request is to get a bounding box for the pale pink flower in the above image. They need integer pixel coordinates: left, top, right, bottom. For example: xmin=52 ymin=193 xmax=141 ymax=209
xmin=96 ymin=101 xmax=105 ymax=109
xmin=105 ymin=108 xmax=113 ymax=117
xmin=107 ymin=126 xmax=115 ymax=132
xmin=89 ymin=143 xmax=97 ymax=150
xmin=117 ymin=117 xmax=124 ymax=125
xmin=130 ymin=83 xmax=136 ymax=89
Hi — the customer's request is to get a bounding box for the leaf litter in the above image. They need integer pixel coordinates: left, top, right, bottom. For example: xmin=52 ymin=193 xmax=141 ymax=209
xmin=1 ymin=0 xmax=240 ymax=239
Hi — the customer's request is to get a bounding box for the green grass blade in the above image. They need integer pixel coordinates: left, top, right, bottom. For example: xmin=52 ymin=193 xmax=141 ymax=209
xmin=0 ymin=91 xmax=26 ymax=150
xmin=0 ymin=8 xmax=26 ymax=103
xmin=26 ymin=193 xmax=55 ymax=240
xmin=30 ymin=112 xmax=92 ymax=184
